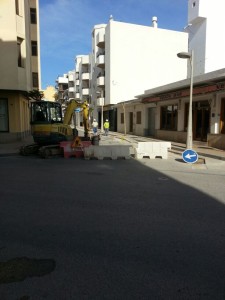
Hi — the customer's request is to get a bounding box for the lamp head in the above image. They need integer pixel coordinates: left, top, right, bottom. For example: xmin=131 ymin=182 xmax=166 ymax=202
xmin=177 ymin=52 xmax=191 ymax=59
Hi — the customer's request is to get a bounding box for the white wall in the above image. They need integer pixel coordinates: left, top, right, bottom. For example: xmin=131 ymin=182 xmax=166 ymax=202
xmin=105 ymin=21 xmax=188 ymax=105
xmin=188 ymin=0 xmax=225 ymax=75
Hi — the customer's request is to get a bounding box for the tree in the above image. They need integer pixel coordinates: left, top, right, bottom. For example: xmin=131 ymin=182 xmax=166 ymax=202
xmin=24 ymin=89 xmax=44 ymax=101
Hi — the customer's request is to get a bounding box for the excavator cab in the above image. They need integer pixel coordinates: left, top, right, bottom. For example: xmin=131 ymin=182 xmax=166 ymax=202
xmin=30 ymin=101 xmax=67 ymax=146
xmin=31 ymin=101 xmax=63 ymax=124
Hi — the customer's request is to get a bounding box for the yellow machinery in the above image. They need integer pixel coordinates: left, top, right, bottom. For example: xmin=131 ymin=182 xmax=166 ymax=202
xmin=20 ymin=99 xmax=90 ymax=158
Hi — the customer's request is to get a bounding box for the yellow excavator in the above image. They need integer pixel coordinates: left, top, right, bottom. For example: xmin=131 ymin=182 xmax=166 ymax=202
xmin=20 ymin=99 xmax=90 ymax=158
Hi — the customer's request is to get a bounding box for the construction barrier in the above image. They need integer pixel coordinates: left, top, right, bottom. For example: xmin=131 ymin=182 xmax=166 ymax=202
xmin=84 ymin=145 xmax=131 ymax=160
xmin=134 ymin=142 xmax=171 ymax=159
xmin=60 ymin=141 xmax=92 ymax=158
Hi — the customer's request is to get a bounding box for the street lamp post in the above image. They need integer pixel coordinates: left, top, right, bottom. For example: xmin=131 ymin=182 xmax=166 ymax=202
xmin=96 ymin=90 xmax=104 ymax=133
xmin=177 ymin=50 xmax=194 ymax=149
xmin=100 ymin=92 xmax=104 ymax=133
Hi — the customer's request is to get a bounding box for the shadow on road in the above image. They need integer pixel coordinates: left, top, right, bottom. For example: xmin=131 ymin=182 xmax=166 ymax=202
xmin=0 ymin=156 xmax=224 ymax=299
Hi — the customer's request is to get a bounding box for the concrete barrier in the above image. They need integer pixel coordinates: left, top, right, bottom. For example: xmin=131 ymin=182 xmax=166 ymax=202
xmin=84 ymin=145 xmax=131 ymax=160
xmin=134 ymin=141 xmax=171 ymax=159
xmin=60 ymin=140 xmax=92 ymax=158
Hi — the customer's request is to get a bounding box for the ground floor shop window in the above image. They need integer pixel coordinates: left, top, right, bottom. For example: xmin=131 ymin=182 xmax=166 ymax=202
xmin=160 ymin=105 xmax=178 ymax=130
xmin=0 ymin=99 xmax=9 ymax=132
xmin=136 ymin=111 xmax=141 ymax=124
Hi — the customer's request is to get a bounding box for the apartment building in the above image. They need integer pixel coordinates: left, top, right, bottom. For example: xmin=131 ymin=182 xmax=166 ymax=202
xmin=74 ymin=18 xmax=188 ymax=130
xmin=75 ymin=55 xmax=91 ymax=102
xmin=90 ymin=18 xmax=189 ymax=130
xmin=0 ymin=0 xmax=41 ymax=143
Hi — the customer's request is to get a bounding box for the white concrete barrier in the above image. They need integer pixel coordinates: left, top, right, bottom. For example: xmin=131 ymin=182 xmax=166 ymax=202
xmin=84 ymin=145 xmax=131 ymax=160
xmin=134 ymin=142 xmax=171 ymax=159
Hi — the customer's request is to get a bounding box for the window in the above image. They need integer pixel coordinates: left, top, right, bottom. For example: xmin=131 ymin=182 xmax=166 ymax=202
xmin=136 ymin=111 xmax=141 ymax=124
xmin=15 ymin=0 xmax=19 ymax=15
xmin=17 ymin=37 xmax=23 ymax=67
xmin=15 ymin=0 xmax=23 ymax=16
xmin=0 ymin=99 xmax=9 ymax=132
xmin=30 ymin=8 xmax=37 ymax=24
xmin=121 ymin=113 xmax=124 ymax=124
xmin=161 ymin=105 xmax=178 ymax=130
xmin=31 ymin=41 xmax=38 ymax=56
xmin=32 ymin=72 xmax=39 ymax=88
xmin=220 ymin=98 xmax=225 ymax=134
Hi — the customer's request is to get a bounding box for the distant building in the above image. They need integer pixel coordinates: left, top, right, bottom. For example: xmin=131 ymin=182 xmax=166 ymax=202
xmin=55 ymin=74 xmax=69 ymax=104
xmin=0 ymin=0 xmax=41 ymax=143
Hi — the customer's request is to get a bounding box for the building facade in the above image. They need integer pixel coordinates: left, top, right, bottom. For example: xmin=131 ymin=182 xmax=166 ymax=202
xmin=75 ymin=17 xmax=188 ymax=131
xmin=0 ymin=0 xmax=41 ymax=142
xmin=117 ymin=69 xmax=225 ymax=150
xmin=116 ymin=0 xmax=225 ymax=150
xmin=188 ymin=0 xmax=225 ymax=76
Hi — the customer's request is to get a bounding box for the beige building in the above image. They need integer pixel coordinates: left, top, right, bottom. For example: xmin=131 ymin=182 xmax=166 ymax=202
xmin=43 ymin=86 xmax=56 ymax=101
xmin=0 ymin=0 xmax=41 ymax=143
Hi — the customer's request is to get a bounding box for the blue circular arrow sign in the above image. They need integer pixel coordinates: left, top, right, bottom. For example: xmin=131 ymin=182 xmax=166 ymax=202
xmin=182 ymin=149 xmax=198 ymax=164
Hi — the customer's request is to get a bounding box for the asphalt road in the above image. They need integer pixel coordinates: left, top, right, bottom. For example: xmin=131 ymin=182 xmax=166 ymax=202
xmin=0 ymin=155 xmax=225 ymax=300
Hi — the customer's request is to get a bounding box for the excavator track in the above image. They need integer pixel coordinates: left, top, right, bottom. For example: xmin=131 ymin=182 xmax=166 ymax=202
xmin=20 ymin=144 xmax=40 ymax=156
xmin=38 ymin=145 xmax=63 ymax=159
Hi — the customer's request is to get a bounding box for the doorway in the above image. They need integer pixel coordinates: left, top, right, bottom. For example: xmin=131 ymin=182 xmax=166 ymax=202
xmin=185 ymin=100 xmax=210 ymax=142
xmin=148 ymin=107 xmax=155 ymax=136
xmin=220 ymin=98 xmax=225 ymax=134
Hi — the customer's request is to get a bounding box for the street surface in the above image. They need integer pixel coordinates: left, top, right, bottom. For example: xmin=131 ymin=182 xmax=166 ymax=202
xmin=0 ymin=153 xmax=225 ymax=300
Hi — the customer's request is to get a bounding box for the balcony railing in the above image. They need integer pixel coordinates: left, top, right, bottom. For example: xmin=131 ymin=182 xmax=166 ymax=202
xmin=82 ymin=73 xmax=90 ymax=81
xmin=96 ymin=54 xmax=105 ymax=68
xmin=96 ymin=32 xmax=105 ymax=48
xmin=82 ymin=88 xmax=89 ymax=95
xmin=81 ymin=56 xmax=89 ymax=65
xmin=97 ymin=76 xmax=105 ymax=87
xmin=69 ymin=87 xmax=75 ymax=92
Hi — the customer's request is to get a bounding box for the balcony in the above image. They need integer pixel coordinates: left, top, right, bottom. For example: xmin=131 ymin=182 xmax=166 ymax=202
xmin=82 ymin=88 xmax=89 ymax=95
xmin=97 ymin=97 xmax=104 ymax=106
xmin=69 ymin=87 xmax=75 ymax=93
xmin=97 ymin=76 xmax=105 ymax=87
xmin=68 ymin=74 xmax=74 ymax=81
xmin=81 ymin=55 xmax=89 ymax=65
xmin=76 ymin=79 xmax=80 ymax=85
xmin=96 ymin=32 xmax=105 ymax=48
xmin=82 ymin=73 xmax=90 ymax=81
xmin=75 ymin=93 xmax=80 ymax=99
xmin=96 ymin=54 xmax=105 ymax=68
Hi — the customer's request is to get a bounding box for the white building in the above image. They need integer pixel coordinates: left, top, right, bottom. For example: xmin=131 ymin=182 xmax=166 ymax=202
xmin=188 ymin=0 xmax=225 ymax=76
xmin=116 ymin=0 xmax=225 ymax=150
xmin=75 ymin=55 xmax=91 ymax=102
xmin=75 ymin=17 xmax=189 ymax=129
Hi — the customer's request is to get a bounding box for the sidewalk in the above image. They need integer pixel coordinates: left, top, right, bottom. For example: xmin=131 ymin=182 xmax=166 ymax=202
xmin=108 ymin=132 xmax=225 ymax=162
xmin=1 ymin=132 xmax=225 ymax=161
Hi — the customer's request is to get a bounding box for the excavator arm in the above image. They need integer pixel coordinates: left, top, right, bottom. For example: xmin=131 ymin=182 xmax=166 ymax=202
xmin=63 ymin=99 xmax=89 ymax=137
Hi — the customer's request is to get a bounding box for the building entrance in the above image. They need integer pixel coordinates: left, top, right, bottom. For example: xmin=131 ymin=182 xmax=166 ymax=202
xmin=185 ymin=100 xmax=210 ymax=142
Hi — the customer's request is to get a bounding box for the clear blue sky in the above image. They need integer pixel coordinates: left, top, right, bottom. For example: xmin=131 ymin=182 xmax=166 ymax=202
xmin=39 ymin=0 xmax=188 ymax=90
